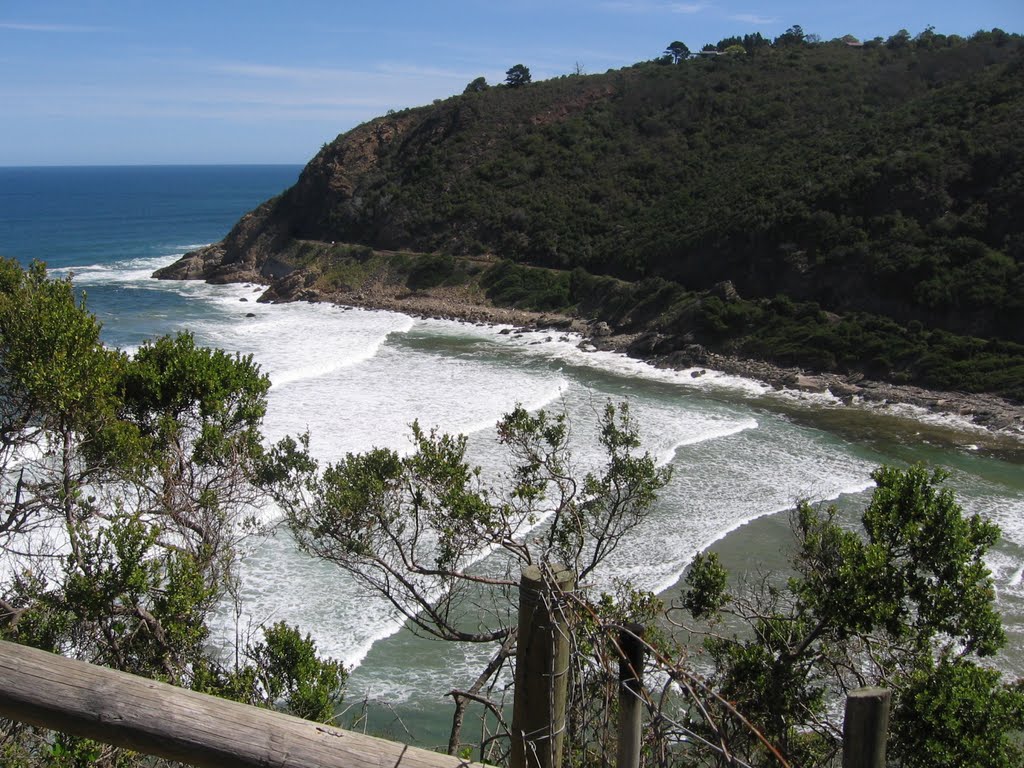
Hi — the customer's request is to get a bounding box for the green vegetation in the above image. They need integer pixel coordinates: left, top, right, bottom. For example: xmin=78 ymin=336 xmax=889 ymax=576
xmin=406 ymin=252 xmax=467 ymax=290
xmin=681 ymin=465 xmax=1024 ymax=767
xmin=481 ymin=260 xmax=572 ymax=310
xmin=567 ymin=269 xmax=1024 ymax=400
xmin=0 ymin=260 xmax=345 ymax=764
xmin=246 ymin=27 xmax=1023 ymax=400
xmin=690 ymin=291 xmax=1024 ymax=398
xmin=268 ymin=402 xmax=671 ymax=762
xmin=504 ymin=63 xmax=531 ymax=87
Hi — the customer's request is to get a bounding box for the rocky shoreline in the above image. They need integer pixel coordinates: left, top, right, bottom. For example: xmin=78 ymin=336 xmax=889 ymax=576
xmin=154 ymin=242 xmax=1024 ymax=442
xmin=267 ymin=280 xmax=1024 ymax=441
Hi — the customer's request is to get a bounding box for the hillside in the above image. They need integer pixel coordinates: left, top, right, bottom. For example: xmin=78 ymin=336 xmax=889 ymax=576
xmin=156 ymin=28 xmax=1024 ymax=402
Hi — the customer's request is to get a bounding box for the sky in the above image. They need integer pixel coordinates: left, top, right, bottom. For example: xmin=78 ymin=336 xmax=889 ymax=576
xmin=2 ymin=1 xmax=1022 ymax=166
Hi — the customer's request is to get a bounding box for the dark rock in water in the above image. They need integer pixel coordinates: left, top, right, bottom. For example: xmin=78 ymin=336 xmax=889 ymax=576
xmin=152 ymin=244 xmax=227 ymax=280
xmin=793 ymin=374 xmax=830 ymax=394
xmin=691 ymin=369 xmax=706 ymax=378
xmin=246 ymin=312 xmax=256 ymax=318
xmin=627 ymin=331 xmax=661 ymax=356
xmin=257 ymin=269 xmax=321 ymax=303
xmin=538 ymin=315 xmax=573 ymax=330
xmin=828 ymin=382 xmax=861 ymax=400
xmin=240 ymin=297 xmax=248 ymax=302
xmin=628 ymin=331 xmax=681 ymax=357
xmin=659 ymin=344 xmax=709 ymax=369
xmin=499 ymin=328 xmax=513 ymax=335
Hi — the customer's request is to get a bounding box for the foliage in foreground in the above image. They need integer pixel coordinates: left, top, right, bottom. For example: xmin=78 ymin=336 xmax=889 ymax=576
xmin=679 ymin=465 xmax=1024 ymax=767
xmin=268 ymin=399 xmax=672 ymax=762
xmin=0 ymin=259 xmax=345 ymax=766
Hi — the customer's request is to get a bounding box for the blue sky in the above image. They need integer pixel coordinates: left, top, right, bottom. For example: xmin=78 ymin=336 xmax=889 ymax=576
xmin=2 ymin=1 xmax=1022 ymax=166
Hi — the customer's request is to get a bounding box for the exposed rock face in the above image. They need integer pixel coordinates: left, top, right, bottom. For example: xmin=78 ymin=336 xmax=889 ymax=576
xmin=153 ymin=200 xmax=288 ymax=284
xmin=257 ymin=269 xmax=323 ymax=303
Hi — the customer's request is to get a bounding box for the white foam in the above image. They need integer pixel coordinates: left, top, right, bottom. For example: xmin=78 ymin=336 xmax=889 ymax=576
xmin=657 ymin=417 xmax=759 ymax=466
xmin=489 ymin=329 xmax=773 ymax=398
xmin=53 ymin=254 xmax=190 ymax=285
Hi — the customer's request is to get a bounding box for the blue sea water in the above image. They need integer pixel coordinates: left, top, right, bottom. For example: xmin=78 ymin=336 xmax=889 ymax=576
xmin=1 ymin=165 xmax=1022 ymax=749
xmin=0 ymin=165 xmax=302 ymax=349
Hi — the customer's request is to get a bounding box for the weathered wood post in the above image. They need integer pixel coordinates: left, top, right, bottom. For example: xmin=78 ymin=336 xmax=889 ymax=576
xmin=510 ymin=564 xmax=575 ymax=768
xmin=616 ymin=623 xmax=646 ymax=768
xmin=842 ymin=687 xmax=891 ymax=768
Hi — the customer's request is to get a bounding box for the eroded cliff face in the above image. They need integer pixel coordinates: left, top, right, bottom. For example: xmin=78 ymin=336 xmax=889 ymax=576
xmin=154 ymin=114 xmax=417 ymax=285
xmin=153 ymin=199 xmax=285 ymax=283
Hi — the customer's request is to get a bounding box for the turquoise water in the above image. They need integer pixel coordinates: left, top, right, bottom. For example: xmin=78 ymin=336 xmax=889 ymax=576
xmin=1 ymin=165 xmax=1021 ymax=751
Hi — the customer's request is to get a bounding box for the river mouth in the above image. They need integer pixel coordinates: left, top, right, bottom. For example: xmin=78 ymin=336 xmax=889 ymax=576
xmin=8 ymin=164 xmax=1019 ymax=754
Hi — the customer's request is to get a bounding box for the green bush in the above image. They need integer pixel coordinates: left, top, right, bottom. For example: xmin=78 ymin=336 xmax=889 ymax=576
xmin=481 ymin=261 xmax=572 ymax=310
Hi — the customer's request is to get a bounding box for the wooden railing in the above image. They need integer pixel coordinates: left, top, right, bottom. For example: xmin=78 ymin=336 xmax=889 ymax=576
xmin=0 ymin=639 xmax=477 ymax=768
xmin=0 ymin=567 xmax=891 ymax=768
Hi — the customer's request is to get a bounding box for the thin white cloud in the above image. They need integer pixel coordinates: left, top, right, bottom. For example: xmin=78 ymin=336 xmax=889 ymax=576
xmin=374 ymin=63 xmax=477 ymax=81
xmin=212 ymin=62 xmax=359 ymax=81
xmin=211 ymin=60 xmax=473 ymax=85
xmin=600 ymin=1 xmax=707 ymax=13
xmin=729 ymin=13 xmax=777 ymax=25
xmin=0 ymin=21 xmax=104 ymax=32
xmin=2 ymin=54 xmax=476 ymax=126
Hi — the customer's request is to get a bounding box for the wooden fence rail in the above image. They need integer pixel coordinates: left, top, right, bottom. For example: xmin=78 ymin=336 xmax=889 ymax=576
xmin=1 ymin=568 xmax=893 ymax=768
xmin=0 ymin=639 xmax=478 ymax=768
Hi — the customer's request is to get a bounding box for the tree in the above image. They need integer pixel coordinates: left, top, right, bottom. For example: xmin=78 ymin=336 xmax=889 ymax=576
xmin=504 ymin=63 xmax=531 ymax=87
xmin=273 ymin=402 xmax=671 ymax=757
xmin=665 ymin=40 xmax=690 ymax=63
xmin=775 ymin=24 xmax=806 ymax=46
xmin=0 ymin=259 xmax=345 ymax=764
xmin=715 ymin=35 xmax=743 ymax=51
xmin=276 ymin=402 xmax=668 ymax=642
xmin=887 ymin=28 xmax=912 ymax=49
xmin=742 ymin=31 xmax=770 ymax=52
xmin=677 ymin=465 xmax=1024 ymax=767
xmin=464 ymin=76 xmax=489 ymax=94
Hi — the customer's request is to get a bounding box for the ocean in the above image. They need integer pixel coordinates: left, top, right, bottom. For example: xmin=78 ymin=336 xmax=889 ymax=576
xmin=2 ymin=165 xmax=1022 ymax=749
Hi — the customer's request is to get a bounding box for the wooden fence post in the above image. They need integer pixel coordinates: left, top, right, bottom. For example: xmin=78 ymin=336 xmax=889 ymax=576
xmin=842 ymin=687 xmax=891 ymax=768
xmin=510 ymin=564 xmax=575 ymax=768
xmin=616 ymin=623 xmax=645 ymax=768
